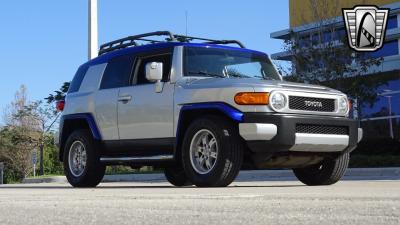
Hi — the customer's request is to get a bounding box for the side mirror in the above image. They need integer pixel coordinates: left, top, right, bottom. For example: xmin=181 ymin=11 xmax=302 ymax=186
xmin=145 ymin=62 xmax=163 ymax=82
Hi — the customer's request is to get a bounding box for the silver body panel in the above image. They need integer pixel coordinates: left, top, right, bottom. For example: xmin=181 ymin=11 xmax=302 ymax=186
xmin=62 ymin=45 xmax=357 ymax=152
xmin=118 ymin=83 xmax=174 ymax=139
xmin=94 ymin=88 xmax=119 ymax=140
xmin=63 ymin=63 xmax=106 ymax=117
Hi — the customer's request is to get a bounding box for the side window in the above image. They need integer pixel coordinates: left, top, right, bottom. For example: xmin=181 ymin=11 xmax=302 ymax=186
xmin=134 ymin=53 xmax=172 ymax=85
xmin=68 ymin=65 xmax=89 ymax=93
xmin=100 ymin=55 xmax=134 ymax=89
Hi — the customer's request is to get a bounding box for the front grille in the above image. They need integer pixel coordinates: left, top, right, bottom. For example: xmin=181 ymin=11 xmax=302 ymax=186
xmin=289 ymin=96 xmax=335 ymax=112
xmin=296 ymin=124 xmax=348 ymax=135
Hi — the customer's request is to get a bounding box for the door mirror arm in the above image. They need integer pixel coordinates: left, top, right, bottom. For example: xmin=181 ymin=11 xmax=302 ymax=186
xmin=155 ymin=80 xmax=164 ymax=93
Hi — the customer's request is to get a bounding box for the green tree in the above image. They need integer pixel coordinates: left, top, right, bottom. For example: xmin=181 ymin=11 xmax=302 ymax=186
xmin=45 ymin=82 xmax=70 ymax=104
xmin=0 ymin=85 xmax=62 ymax=183
xmin=0 ymin=85 xmax=38 ymax=182
xmin=13 ymin=100 xmax=60 ymax=175
xmin=277 ymin=0 xmax=385 ymax=112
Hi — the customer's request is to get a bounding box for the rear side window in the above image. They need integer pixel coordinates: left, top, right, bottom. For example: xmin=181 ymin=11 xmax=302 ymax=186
xmin=100 ymin=55 xmax=134 ymax=89
xmin=68 ymin=65 xmax=89 ymax=93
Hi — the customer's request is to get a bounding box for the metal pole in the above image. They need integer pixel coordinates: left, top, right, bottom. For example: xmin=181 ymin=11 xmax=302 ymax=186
xmin=39 ymin=144 xmax=44 ymax=176
xmin=88 ymin=0 xmax=98 ymax=60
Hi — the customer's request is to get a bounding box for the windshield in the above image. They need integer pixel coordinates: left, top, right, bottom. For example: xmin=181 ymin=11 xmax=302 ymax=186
xmin=184 ymin=46 xmax=281 ymax=80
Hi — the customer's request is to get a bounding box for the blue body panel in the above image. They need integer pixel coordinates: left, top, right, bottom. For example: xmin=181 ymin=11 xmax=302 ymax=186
xmin=82 ymin=42 xmax=268 ymax=68
xmin=179 ymin=102 xmax=244 ymax=122
xmin=61 ymin=113 xmax=102 ymax=140
xmin=175 ymin=102 xmax=244 ymax=153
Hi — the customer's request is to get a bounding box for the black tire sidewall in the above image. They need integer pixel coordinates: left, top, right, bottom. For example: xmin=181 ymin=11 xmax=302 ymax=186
xmin=63 ymin=130 xmax=104 ymax=187
xmin=164 ymin=166 xmax=190 ymax=187
xmin=293 ymin=153 xmax=350 ymax=186
xmin=182 ymin=116 xmax=242 ymax=187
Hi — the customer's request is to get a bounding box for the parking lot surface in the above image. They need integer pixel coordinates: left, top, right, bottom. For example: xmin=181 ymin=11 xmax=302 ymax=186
xmin=0 ymin=179 xmax=399 ymax=225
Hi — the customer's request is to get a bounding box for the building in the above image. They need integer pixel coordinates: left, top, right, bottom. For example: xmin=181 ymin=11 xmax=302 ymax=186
xmin=271 ymin=0 xmax=400 ymax=140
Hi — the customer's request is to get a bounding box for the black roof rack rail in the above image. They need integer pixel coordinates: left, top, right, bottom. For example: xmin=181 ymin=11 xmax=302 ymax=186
xmin=98 ymin=31 xmax=245 ymax=55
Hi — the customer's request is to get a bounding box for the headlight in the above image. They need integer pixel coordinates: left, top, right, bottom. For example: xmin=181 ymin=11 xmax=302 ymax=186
xmin=338 ymin=96 xmax=349 ymax=114
xmin=270 ymin=92 xmax=286 ymax=110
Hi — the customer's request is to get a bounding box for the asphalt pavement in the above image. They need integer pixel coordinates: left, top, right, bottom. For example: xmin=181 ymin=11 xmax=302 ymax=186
xmin=1 ymin=179 xmax=399 ymax=225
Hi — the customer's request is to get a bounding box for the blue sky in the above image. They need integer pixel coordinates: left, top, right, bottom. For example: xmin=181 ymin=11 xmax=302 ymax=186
xmin=0 ymin=0 xmax=289 ymax=125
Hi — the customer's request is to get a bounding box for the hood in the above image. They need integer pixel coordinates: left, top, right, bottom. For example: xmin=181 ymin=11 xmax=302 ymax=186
xmin=180 ymin=77 xmax=343 ymax=94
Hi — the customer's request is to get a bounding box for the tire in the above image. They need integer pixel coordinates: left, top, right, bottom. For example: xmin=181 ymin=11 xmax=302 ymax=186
xmin=164 ymin=166 xmax=191 ymax=187
xmin=293 ymin=153 xmax=350 ymax=186
xmin=181 ymin=116 xmax=243 ymax=187
xmin=63 ymin=129 xmax=105 ymax=187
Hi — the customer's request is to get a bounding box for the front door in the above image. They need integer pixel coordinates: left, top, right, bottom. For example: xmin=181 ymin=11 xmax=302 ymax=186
xmin=117 ymin=50 xmax=174 ymax=141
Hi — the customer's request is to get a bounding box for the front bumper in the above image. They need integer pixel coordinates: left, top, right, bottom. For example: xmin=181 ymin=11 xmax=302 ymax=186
xmin=239 ymin=113 xmax=362 ymax=154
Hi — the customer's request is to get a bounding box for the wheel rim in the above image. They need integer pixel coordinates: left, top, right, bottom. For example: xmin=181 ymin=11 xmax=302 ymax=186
xmin=189 ymin=129 xmax=219 ymax=175
xmin=68 ymin=140 xmax=87 ymax=177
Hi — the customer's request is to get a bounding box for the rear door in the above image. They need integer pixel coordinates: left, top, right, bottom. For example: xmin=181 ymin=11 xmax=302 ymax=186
xmin=94 ymin=55 xmax=135 ymax=140
xmin=117 ymin=49 xmax=174 ymax=141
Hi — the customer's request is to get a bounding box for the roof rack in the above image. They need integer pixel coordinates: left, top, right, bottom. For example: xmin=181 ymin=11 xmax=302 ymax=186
xmin=98 ymin=31 xmax=246 ymax=55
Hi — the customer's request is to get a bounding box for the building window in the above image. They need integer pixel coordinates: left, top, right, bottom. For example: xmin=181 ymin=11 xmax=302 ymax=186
xmin=360 ymin=79 xmax=400 ymax=139
xmin=361 ymin=79 xmax=400 ymax=118
xmin=333 ymin=28 xmax=346 ymax=41
xmin=387 ymin=15 xmax=398 ymax=30
xmin=367 ymin=40 xmax=399 ymax=58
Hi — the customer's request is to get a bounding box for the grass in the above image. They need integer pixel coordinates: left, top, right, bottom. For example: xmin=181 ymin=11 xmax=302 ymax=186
xmin=23 ymin=155 xmax=400 ymax=180
xmin=25 ymin=174 xmax=64 ymax=179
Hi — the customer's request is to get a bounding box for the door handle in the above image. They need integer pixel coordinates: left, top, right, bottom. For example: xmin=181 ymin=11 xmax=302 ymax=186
xmin=118 ymin=95 xmax=132 ymax=103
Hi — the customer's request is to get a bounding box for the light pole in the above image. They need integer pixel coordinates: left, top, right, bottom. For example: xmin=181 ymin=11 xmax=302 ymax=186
xmin=385 ymin=95 xmax=394 ymax=139
xmin=88 ymin=0 xmax=98 ymax=60
xmin=380 ymin=89 xmax=394 ymax=139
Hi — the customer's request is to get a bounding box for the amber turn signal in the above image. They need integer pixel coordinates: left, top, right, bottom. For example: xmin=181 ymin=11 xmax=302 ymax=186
xmin=234 ymin=92 xmax=269 ymax=105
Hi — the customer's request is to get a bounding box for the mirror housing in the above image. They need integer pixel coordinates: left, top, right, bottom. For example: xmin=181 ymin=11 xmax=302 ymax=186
xmin=145 ymin=62 xmax=163 ymax=82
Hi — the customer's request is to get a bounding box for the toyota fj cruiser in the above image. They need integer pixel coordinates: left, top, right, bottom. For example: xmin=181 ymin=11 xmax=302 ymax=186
xmin=56 ymin=31 xmax=363 ymax=187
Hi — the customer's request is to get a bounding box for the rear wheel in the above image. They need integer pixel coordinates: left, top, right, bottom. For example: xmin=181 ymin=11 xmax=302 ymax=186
xmin=182 ymin=116 xmax=243 ymax=187
xmin=63 ymin=130 xmax=105 ymax=187
xmin=293 ymin=153 xmax=349 ymax=186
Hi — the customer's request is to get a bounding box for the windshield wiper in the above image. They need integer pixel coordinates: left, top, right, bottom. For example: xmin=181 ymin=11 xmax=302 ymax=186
xmin=252 ymin=75 xmax=274 ymax=80
xmin=188 ymin=71 xmax=226 ymax=78
xmin=227 ymin=73 xmax=251 ymax=78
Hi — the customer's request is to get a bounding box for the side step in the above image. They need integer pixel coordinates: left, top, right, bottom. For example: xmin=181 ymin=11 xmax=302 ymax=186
xmin=100 ymin=155 xmax=174 ymax=163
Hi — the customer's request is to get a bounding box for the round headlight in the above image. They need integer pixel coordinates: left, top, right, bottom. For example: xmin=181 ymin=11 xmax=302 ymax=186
xmin=270 ymin=92 xmax=286 ymax=110
xmin=338 ymin=96 xmax=349 ymax=114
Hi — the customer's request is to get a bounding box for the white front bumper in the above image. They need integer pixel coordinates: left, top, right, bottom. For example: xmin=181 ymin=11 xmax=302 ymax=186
xmin=238 ymin=123 xmax=277 ymax=141
xmin=239 ymin=123 xmax=363 ymax=152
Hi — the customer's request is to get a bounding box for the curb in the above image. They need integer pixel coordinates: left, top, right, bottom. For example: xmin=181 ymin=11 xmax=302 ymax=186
xmin=22 ymin=167 xmax=400 ymax=184
xmin=22 ymin=176 xmax=67 ymax=184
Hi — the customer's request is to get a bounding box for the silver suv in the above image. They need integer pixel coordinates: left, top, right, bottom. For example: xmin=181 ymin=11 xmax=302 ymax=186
xmin=56 ymin=31 xmax=362 ymax=187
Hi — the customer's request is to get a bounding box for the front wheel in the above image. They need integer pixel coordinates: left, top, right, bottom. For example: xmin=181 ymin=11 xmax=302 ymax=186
xmin=293 ymin=153 xmax=350 ymax=186
xmin=164 ymin=166 xmax=191 ymax=187
xmin=182 ymin=116 xmax=243 ymax=187
xmin=63 ymin=130 xmax=105 ymax=187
